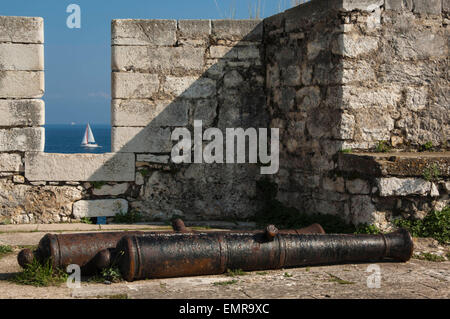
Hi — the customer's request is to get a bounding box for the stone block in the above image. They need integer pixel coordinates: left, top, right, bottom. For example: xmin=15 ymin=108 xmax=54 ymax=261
xmin=413 ymin=0 xmax=442 ymax=15
xmin=346 ymin=179 xmax=370 ymax=194
xmin=178 ymin=20 xmax=211 ymax=39
xmin=92 ymin=183 xmax=129 ymax=196
xmin=394 ymin=32 xmax=447 ymax=60
xmin=0 ymin=99 xmax=45 ymax=126
xmin=237 ymin=46 xmax=260 ymax=60
xmin=376 ymin=177 xmax=431 ymax=196
xmin=163 ymin=76 xmax=216 ymax=98
xmin=111 ymin=99 xmax=189 ymax=127
xmin=209 ymin=46 xmax=238 ymax=59
xmin=0 ymin=44 xmax=44 ymax=71
xmin=444 ymin=0 xmax=450 ymax=12
xmin=136 ymin=154 xmax=170 ymax=163
xmin=192 ymin=99 xmax=217 ymax=126
xmin=332 ymin=34 xmax=379 ymax=58
xmin=111 ymin=19 xmax=176 ymax=45
xmin=212 ymin=20 xmax=263 ymax=41
xmin=111 ymin=126 xmax=172 ymax=153
xmin=112 ymin=46 xmax=205 ymax=72
xmin=25 ymin=152 xmax=135 ymax=181
xmin=385 ymin=0 xmax=413 ymax=10
xmin=73 ymin=199 xmax=128 ymax=218
xmin=0 ymin=153 xmax=23 ymax=172
xmin=111 ymin=72 xmax=159 ymax=99
xmin=0 ymin=71 xmax=44 ymax=98
xmin=0 ymin=16 xmax=43 ymax=44
xmin=341 ymin=0 xmax=384 ymax=11
xmin=0 ymin=127 xmax=44 ymax=151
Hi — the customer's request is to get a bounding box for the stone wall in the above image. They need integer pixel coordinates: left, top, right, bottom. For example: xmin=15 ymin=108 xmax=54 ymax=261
xmin=264 ymin=0 xmax=449 ymax=230
xmin=0 ymin=0 xmax=448 ymax=227
xmin=110 ymin=19 xmax=268 ymax=221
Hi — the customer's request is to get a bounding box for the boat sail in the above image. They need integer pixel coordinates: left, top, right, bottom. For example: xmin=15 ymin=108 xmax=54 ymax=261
xmin=81 ymin=124 xmax=99 ymax=148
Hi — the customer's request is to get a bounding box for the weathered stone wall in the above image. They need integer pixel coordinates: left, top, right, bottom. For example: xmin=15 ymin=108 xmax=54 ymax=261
xmin=0 ymin=1 xmax=448 ymax=226
xmin=111 ymin=19 xmax=268 ymax=221
xmin=264 ymin=0 xmax=449 ymax=229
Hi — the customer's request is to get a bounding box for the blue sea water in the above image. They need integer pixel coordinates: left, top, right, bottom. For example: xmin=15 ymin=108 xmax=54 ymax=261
xmin=44 ymin=124 xmax=111 ymax=154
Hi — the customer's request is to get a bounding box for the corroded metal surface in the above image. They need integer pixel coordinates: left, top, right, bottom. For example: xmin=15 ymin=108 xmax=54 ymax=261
xmin=17 ymin=221 xmax=326 ymax=274
xmin=116 ymin=229 xmax=414 ymax=281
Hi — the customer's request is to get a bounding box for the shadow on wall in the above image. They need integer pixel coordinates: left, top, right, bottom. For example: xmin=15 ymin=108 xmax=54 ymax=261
xmin=102 ymin=19 xmax=272 ymax=221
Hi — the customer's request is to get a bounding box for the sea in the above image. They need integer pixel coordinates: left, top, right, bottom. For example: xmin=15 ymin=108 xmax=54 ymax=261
xmin=44 ymin=124 xmax=111 ymax=154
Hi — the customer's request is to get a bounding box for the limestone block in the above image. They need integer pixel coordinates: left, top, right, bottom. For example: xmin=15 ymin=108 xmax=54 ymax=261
xmin=334 ymin=113 xmax=355 ymax=139
xmin=0 ymin=127 xmax=44 ymax=151
xmin=111 ymin=99 xmax=189 ymax=127
xmin=0 ymin=71 xmax=44 ymax=98
xmin=136 ymin=154 xmax=170 ymax=163
xmin=111 ymin=126 xmax=172 ymax=153
xmin=73 ymin=199 xmax=128 ymax=218
xmin=340 ymin=0 xmax=384 ymax=11
xmin=212 ymin=20 xmax=263 ymax=41
xmin=111 ymin=19 xmax=176 ymax=45
xmin=0 ymin=44 xmax=44 ymax=71
xmin=332 ymin=34 xmax=378 ymax=58
xmin=0 ymin=153 xmax=23 ymax=172
xmin=337 ymin=86 xmax=402 ymax=110
xmin=394 ymin=32 xmax=447 ymax=60
xmin=0 ymin=16 xmax=43 ymax=44
xmin=346 ymin=179 xmax=370 ymax=194
xmin=405 ymin=86 xmax=428 ymax=111
xmin=385 ymin=0 xmax=413 ymax=10
xmin=178 ymin=20 xmax=211 ymax=39
xmin=192 ymin=99 xmax=217 ymax=126
xmin=376 ymin=178 xmax=431 ymax=196
xmin=444 ymin=0 xmax=450 ymax=12
xmin=237 ymin=46 xmax=260 ymax=60
xmin=111 ymin=72 xmax=159 ymax=99
xmin=413 ymin=0 xmax=442 ymax=14
xmin=0 ymin=99 xmax=44 ymax=126
xmin=209 ymin=46 xmax=238 ymax=59
xmin=25 ymin=152 xmax=135 ymax=181
xmin=163 ymin=76 xmax=216 ymax=98
xmin=112 ymin=46 xmax=205 ymax=72
xmin=92 ymin=183 xmax=129 ymax=196
xmin=322 ymin=177 xmax=345 ymax=193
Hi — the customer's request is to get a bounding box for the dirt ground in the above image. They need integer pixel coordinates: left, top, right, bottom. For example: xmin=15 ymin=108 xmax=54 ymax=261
xmin=0 ymin=223 xmax=448 ymax=299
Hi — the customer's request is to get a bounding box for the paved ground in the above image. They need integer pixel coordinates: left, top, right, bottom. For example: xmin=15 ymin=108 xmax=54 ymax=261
xmin=0 ymin=223 xmax=448 ymax=299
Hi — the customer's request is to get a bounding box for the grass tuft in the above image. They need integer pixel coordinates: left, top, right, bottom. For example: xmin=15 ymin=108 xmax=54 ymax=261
xmin=327 ymin=273 xmax=354 ymax=285
xmin=226 ymin=269 xmax=248 ymax=277
xmin=393 ymin=207 xmax=449 ymax=244
xmin=113 ymin=210 xmax=143 ymax=224
xmin=11 ymin=259 xmax=68 ymax=287
xmin=213 ymin=280 xmax=238 ymax=286
xmin=414 ymin=253 xmax=446 ymax=262
xmin=0 ymin=245 xmax=13 ymax=257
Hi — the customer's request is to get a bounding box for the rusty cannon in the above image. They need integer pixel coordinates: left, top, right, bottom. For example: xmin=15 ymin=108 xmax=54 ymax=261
xmin=17 ymin=221 xmax=325 ymax=275
xmin=115 ymin=229 xmax=414 ymax=281
xmin=16 ymin=219 xmax=191 ymax=273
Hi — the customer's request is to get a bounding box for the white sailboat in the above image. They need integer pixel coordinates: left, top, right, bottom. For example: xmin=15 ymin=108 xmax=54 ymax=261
xmin=81 ymin=123 xmax=99 ymax=148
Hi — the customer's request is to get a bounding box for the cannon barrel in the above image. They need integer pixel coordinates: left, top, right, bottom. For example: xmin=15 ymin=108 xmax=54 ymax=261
xmin=18 ymin=222 xmax=325 ymax=274
xmin=116 ymin=229 xmax=413 ymax=281
xmin=17 ymin=219 xmax=189 ymax=272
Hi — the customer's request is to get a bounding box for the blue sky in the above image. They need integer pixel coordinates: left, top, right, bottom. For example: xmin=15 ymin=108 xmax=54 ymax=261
xmin=0 ymin=0 xmax=294 ymax=124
